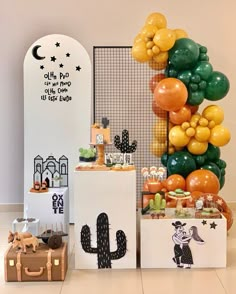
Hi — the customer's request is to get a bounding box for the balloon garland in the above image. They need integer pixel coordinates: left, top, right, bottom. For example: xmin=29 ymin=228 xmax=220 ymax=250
xmin=131 ymin=12 xmax=231 ymax=192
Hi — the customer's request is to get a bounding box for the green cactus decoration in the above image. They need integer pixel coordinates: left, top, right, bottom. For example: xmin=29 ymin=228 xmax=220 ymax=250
xmin=149 ymin=193 xmax=166 ymax=212
xmin=101 ymin=117 xmax=109 ymax=128
xmin=80 ymin=212 xmax=127 ymax=269
xmin=114 ymin=129 xmax=137 ymax=153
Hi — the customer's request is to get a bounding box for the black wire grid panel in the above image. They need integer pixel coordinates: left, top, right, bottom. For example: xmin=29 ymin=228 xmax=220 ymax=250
xmin=93 ymin=46 xmax=167 ymax=205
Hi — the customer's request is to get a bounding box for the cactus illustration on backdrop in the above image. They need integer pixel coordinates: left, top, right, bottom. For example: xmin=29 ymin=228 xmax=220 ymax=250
xmin=80 ymin=212 xmax=127 ymax=268
xmin=114 ymin=129 xmax=137 ymax=153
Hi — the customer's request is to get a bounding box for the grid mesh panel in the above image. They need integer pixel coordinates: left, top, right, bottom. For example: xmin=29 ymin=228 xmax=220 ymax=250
xmin=93 ymin=46 xmax=167 ymax=205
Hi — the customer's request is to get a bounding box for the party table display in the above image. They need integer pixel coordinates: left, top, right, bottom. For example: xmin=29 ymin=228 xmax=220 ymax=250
xmin=76 ymin=118 xmax=137 ymax=171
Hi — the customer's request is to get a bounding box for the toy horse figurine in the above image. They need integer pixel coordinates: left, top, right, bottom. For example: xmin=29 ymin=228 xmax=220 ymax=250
xmin=12 ymin=232 xmax=39 ymax=253
xmin=8 ymin=231 xmax=32 ymax=243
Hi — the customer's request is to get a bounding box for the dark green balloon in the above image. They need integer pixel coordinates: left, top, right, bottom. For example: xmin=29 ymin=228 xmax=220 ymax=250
xmin=201 ymin=162 xmax=221 ymax=179
xmin=169 ymin=38 xmax=199 ymax=70
xmin=177 ymin=70 xmax=192 ymax=85
xmin=193 ymin=154 xmax=206 ymax=167
xmin=161 ymin=152 xmax=168 ymax=166
xmin=205 ymin=71 xmax=230 ymax=100
xmin=204 ymin=143 xmax=221 ymax=162
xmin=187 ymin=90 xmax=204 ymax=105
xmin=219 ymin=175 xmax=225 ymax=189
xmin=215 ymin=159 xmax=227 ymax=169
xmin=167 ymin=151 xmax=196 ymax=178
xmin=193 ymin=61 xmax=213 ymax=80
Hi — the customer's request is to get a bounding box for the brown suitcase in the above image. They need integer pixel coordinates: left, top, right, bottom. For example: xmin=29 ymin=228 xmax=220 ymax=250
xmin=4 ymin=242 xmax=68 ymax=282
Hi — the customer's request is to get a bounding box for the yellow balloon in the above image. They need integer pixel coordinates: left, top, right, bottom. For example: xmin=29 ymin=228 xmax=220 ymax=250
xmin=169 ymin=125 xmax=190 ymax=147
xmin=190 ymin=113 xmax=201 ymax=124
xmin=174 ymin=29 xmax=188 ymax=40
xmin=209 ymin=125 xmax=231 ymax=147
xmin=145 ymin=12 xmax=167 ymax=29
xmin=185 ymin=127 xmax=195 ymax=137
xmin=153 ymin=28 xmax=176 ymax=51
xmin=150 ymin=140 xmax=167 ymax=157
xmin=187 ymin=138 xmax=208 ymax=155
xmin=194 ymin=126 xmax=211 ymax=142
xmin=198 ymin=117 xmax=209 ymax=127
xmin=181 ymin=122 xmax=190 ymax=130
xmin=148 ymin=59 xmax=167 ymax=70
xmin=134 ymin=34 xmax=143 ymax=44
xmin=152 ymin=51 xmax=168 ymax=63
xmin=140 ymin=24 xmax=158 ymax=39
xmin=152 ymin=119 xmax=168 ymax=143
xmin=202 ymin=105 xmax=224 ymax=125
xmin=131 ymin=41 xmax=150 ymax=62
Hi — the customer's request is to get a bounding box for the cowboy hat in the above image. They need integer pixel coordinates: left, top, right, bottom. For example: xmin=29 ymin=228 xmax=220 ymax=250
xmin=172 ymin=221 xmax=186 ymax=228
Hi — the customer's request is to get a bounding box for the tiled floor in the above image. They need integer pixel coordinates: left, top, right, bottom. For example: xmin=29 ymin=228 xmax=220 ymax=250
xmin=0 ymin=210 xmax=235 ymax=293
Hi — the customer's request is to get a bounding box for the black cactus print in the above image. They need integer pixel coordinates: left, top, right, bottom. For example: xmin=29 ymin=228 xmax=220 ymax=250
xmin=80 ymin=212 xmax=127 ymax=269
xmin=114 ymin=129 xmax=137 ymax=153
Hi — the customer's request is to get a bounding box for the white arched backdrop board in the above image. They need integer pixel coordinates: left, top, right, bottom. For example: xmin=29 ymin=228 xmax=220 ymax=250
xmin=24 ymin=34 xmax=91 ymax=223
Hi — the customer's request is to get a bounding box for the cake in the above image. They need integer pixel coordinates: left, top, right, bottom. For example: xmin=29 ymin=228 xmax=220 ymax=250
xmin=91 ymin=123 xmax=111 ymax=145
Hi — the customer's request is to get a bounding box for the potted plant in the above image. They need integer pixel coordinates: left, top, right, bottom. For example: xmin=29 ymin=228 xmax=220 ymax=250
xmin=79 ymin=147 xmax=96 ymax=162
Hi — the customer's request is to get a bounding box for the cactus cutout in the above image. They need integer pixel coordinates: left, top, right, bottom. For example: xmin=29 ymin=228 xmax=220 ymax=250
xmin=101 ymin=117 xmax=109 ymax=128
xmin=80 ymin=212 xmax=127 ymax=269
xmin=114 ymin=129 xmax=137 ymax=153
xmin=149 ymin=193 xmax=166 ymax=212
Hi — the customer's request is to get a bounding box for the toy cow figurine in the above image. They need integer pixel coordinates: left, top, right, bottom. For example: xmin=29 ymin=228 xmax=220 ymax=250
xmin=8 ymin=231 xmax=32 ymax=243
xmin=12 ymin=232 xmax=39 ymax=254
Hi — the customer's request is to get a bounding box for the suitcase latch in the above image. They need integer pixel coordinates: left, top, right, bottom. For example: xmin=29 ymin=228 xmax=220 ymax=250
xmin=54 ymin=259 xmax=60 ymax=266
xmin=9 ymin=259 xmax=15 ymax=266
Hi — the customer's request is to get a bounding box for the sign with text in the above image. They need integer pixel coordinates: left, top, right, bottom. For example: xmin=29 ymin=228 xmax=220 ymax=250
xmin=24 ymin=34 xmax=91 ymax=222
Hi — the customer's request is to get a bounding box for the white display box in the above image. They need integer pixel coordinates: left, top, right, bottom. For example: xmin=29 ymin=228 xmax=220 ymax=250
xmin=74 ymin=170 xmax=137 ymax=269
xmin=141 ymin=213 xmax=227 ymax=268
xmin=26 ymin=187 xmax=69 ymax=234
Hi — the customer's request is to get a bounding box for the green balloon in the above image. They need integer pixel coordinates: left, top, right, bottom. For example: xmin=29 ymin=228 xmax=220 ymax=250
xmin=161 ymin=152 xmax=168 ymax=166
xmin=169 ymin=38 xmax=199 ymax=70
xmin=201 ymin=162 xmax=221 ymax=179
xmin=193 ymin=154 xmax=206 ymax=167
xmin=219 ymin=175 xmax=225 ymax=189
xmin=187 ymin=90 xmax=204 ymax=105
xmin=193 ymin=61 xmax=213 ymax=80
xmin=215 ymin=159 xmax=227 ymax=169
xmin=220 ymin=168 xmax=226 ymax=176
xmin=205 ymin=71 xmax=230 ymax=100
xmin=165 ymin=65 xmax=178 ymax=77
xmin=204 ymin=143 xmax=221 ymax=162
xmin=167 ymin=151 xmax=196 ymax=178
xmin=177 ymin=70 xmax=192 ymax=85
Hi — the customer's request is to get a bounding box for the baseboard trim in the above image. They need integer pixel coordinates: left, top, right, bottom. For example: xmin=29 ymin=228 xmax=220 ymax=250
xmin=0 ymin=204 xmax=24 ymax=213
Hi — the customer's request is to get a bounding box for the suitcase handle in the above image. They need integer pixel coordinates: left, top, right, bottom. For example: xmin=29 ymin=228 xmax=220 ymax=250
xmin=24 ymin=267 xmax=44 ymax=277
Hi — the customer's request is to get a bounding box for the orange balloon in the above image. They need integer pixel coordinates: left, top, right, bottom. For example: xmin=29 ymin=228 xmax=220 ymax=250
xmin=165 ymin=174 xmax=186 ymax=191
xmin=152 ymin=100 xmax=168 ymax=119
xmin=154 ymin=78 xmax=188 ymax=111
xmin=149 ymin=73 xmax=166 ymax=93
xmin=169 ymin=105 xmax=191 ymax=124
xmin=186 ymin=169 xmax=220 ymax=194
xmin=186 ymin=104 xmax=199 ymax=114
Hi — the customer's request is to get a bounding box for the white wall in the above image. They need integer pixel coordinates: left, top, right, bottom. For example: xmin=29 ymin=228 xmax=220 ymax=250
xmin=1 ymin=0 xmax=236 ymax=204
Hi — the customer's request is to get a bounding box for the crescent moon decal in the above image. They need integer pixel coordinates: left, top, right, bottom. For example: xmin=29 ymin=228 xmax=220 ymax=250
xmin=32 ymin=45 xmax=45 ymax=60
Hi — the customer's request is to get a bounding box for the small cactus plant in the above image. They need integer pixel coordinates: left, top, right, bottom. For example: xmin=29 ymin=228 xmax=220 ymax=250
xmin=101 ymin=117 xmax=109 ymax=128
xmin=149 ymin=193 xmax=166 ymax=212
xmin=114 ymin=129 xmax=137 ymax=153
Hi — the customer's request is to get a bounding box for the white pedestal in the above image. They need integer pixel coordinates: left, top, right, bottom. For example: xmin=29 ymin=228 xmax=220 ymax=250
xmin=141 ymin=213 xmax=227 ymax=268
xmin=12 ymin=218 xmax=40 ymax=236
xmin=26 ymin=188 xmax=69 ymax=234
xmin=74 ymin=170 xmax=136 ymax=269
